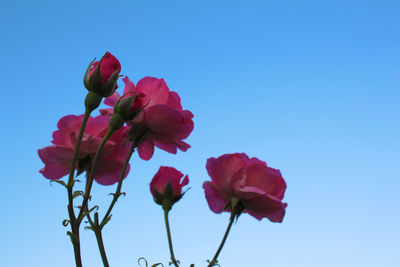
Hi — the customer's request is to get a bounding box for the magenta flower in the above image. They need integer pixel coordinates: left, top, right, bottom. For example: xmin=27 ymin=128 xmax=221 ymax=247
xmin=203 ymin=153 xmax=287 ymax=222
xmin=150 ymin=166 xmax=189 ymax=207
xmin=84 ymin=52 xmax=121 ymax=97
xmin=101 ymin=76 xmax=194 ymax=160
xmin=38 ymin=114 xmax=131 ymax=185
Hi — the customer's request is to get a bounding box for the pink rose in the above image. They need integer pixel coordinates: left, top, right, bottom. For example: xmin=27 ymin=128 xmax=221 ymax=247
xmin=101 ymin=76 xmax=194 ymax=160
xmin=84 ymin=52 xmax=121 ymax=97
xmin=203 ymin=153 xmax=287 ymax=222
xmin=150 ymin=166 xmax=189 ymax=208
xmin=38 ymin=114 xmax=131 ymax=185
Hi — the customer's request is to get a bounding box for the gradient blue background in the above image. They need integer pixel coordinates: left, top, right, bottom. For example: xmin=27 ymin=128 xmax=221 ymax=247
xmin=1 ymin=0 xmax=399 ymax=266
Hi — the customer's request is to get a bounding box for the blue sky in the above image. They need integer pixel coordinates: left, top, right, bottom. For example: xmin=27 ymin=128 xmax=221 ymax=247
xmin=0 ymin=0 xmax=399 ymax=266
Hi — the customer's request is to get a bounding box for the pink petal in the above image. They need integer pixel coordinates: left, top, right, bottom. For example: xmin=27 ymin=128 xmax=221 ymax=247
xmin=52 ymin=115 xmax=81 ymax=146
xmin=203 ymin=181 xmax=229 ymax=214
xmin=38 ymin=146 xmax=74 ymax=164
xmin=104 ymin=92 xmax=121 ymax=107
xmin=246 ymin=163 xmax=287 ymax=200
xmin=239 ymin=187 xmax=287 ymax=222
xmin=135 ymin=77 xmax=170 ymax=106
xmin=40 ymin=163 xmax=70 ymax=180
xmin=152 ymin=137 xmax=178 ymax=154
xmin=246 ymin=198 xmax=287 ymax=222
xmin=181 ymin=175 xmax=189 ymax=186
xmin=94 ymin=159 xmax=130 ymax=185
xmin=167 ymin=91 xmax=183 ymax=111
xmin=138 ymin=138 xmax=155 ymax=160
xmin=122 ymin=76 xmax=136 ymax=95
xmin=38 ymin=146 xmax=74 ymax=179
xmin=175 ymin=140 xmax=191 ymax=152
xmin=85 ymin=115 xmax=110 ymax=136
xmin=145 ymin=105 xmax=193 ymax=140
xmin=100 ymin=52 xmax=121 ymax=85
xmin=206 ymin=154 xmax=244 ymax=193
xmin=99 ymin=108 xmax=114 ymax=117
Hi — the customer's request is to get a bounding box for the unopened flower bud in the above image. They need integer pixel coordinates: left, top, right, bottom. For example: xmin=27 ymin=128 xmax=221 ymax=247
xmin=83 ymin=52 xmax=121 ymax=97
xmin=150 ymin=167 xmax=189 ymax=211
xmin=114 ymin=94 xmax=144 ymax=122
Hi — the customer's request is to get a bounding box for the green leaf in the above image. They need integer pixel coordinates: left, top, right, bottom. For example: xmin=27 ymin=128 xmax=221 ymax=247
xmin=206 ymin=260 xmax=219 ymax=267
xmin=102 ymin=214 xmax=112 ymax=226
xmin=73 ymin=190 xmax=85 ymax=199
xmin=49 ymin=180 xmax=67 ymax=188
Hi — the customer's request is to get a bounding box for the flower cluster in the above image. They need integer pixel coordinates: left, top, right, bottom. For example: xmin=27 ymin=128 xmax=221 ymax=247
xmin=38 ymin=114 xmax=130 ymax=185
xmin=37 ymin=51 xmax=287 ymax=267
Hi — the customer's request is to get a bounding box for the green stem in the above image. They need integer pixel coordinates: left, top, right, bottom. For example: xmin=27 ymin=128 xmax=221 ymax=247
xmin=208 ymin=216 xmax=235 ymax=267
xmin=93 ymin=213 xmax=110 ymax=267
xmin=86 ymin=145 xmax=135 ymax=266
xmin=100 ymin=145 xmax=135 ymax=228
xmin=66 ymin=108 xmax=91 ymax=267
xmin=94 ymin=229 xmax=109 ymax=267
xmin=77 ymin=127 xmax=115 ymax=223
xmin=164 ymin=209 xmax=179 ymax=267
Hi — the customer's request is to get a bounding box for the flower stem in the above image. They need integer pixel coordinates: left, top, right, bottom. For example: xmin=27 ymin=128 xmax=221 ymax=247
xmin=77 ymin=127 xmax=115 ymax=223
xmin=94 ymin=229 xmax=109 ymax=267
xmin=66 ymin=108 xmax=91 ymax=267
xmin=207 ymin=216 xmax=235 ymax=267
xmin=85 ymin=144 xmax=135 ymax=266
xmin=164 ymin=209 xmax=179 ymax=267
xmin=100 ymin=144 xmax=135 ymax=228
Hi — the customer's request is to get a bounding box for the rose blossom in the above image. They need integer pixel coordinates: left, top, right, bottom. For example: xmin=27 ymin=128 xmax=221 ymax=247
xmin=38 ymin=114 xmax=131 ymax=185
xmin=150 ymin=166 xmax=189 ymax=207
xmin=101 ymin=76 xmax=194 ymax=160
xmin=203 ymin=153 xmax=287 ymax=222
xmin=84 ymin=51 xmax=121 ymax=97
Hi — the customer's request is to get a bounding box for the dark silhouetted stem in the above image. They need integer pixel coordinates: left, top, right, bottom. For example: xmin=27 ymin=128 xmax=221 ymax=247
xmin=100 ymin=145 xmax=135 ymax=228
xmin=208 ymin=216 xmax=235 ymax=267
xmin=86 ymin=145 xmax=135 ymax=265
xmin=94 ymin=229 xmax=109 ymax=267
xmin=164 ymin=209 xmax=179 ymax=267
xmin=66 ymin=108 xmax=91 ymax=267
xmin=77 ymin=127 xmax=115 ymax=223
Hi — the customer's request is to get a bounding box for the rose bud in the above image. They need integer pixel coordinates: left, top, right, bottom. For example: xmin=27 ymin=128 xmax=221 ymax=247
xmin=150 ymin=166 xmax=189 ymax=211
xmin=108 ymin=93 xmax=145 ymax=131
xmin=84 ymin=52 xmax=121 ymax=98
xmin=203 ymin=153 xmax=287 ymax=222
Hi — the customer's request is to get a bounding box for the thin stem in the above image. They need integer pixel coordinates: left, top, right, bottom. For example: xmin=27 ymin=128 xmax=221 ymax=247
xmin=67 ymin=108 xmax=91 ymax=187
xmin=94 ymin=229 xmax=109 ymax=267
xmin=208 ymin=216 xmax=235 ymax=267
xmin=92 ymin=213 xmax=110 ymax=267
xmin=77 ymin=127 xmax=115 ymax=223
xmin=100 ymin=144 xmax=135 ymax=228
xmin=86 ymin=144 xmax=135 ymax=266
xmin=164 ymin=209 xmax=179 ymax=267
xmin=66 ymin=108 xmax=91 ymax=267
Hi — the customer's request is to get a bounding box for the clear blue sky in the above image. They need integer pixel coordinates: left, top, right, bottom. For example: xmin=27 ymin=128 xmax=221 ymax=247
xmin=1 ymin=0 xmax=399 ymax=266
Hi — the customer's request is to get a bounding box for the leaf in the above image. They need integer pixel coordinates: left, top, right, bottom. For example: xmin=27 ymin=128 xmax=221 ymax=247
xmin=206 ymin=260 xmax=219 ymax=267
xmin=84 ymin=226 xmax=93 ymax=231
xmin=49 ymin=180 xmax=67 ymax=188
xmin=151 ymin=264 xmax=164 ymax=267
xmin=62 ymin=219 xmax=70 ymax=227
xmin=102 ymin=214 xmax=112 ymax=226
xmin=73 ymin=190 xmax=85 ymax=199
